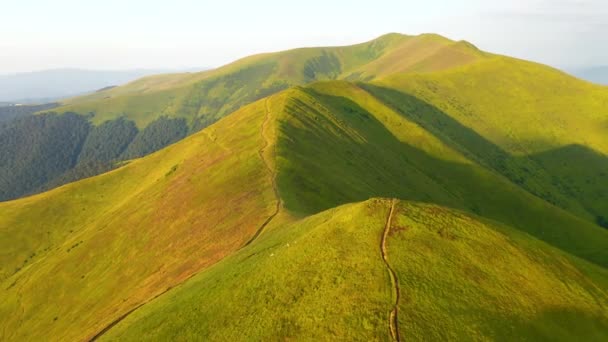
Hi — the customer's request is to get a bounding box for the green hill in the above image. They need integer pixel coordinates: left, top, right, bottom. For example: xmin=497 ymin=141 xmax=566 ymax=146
xmin=100 ymin=199 xmax=608 ymax=341
xmin=272 ymin=83 xmax=608 ymax=264
xmin=54 ymin=33 xmax=487 ymax=129
xmin=370 ymin=56 xmax=608 ymax=225
xmin=1 ymin=35 xmax=607 ymax=340
xmin=1 ymin=33 xmax=486 ymax=202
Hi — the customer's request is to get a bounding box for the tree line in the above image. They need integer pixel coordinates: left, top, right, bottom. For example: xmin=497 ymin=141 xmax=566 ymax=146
xmin=0 ymin=113 xmax=187 ymax=201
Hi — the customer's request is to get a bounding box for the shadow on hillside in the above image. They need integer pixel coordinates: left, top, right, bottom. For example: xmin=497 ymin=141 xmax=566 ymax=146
xmin=275 ymin=87 xmax=608 ymax=267
xmin=528 ymin=144 xmax=608 ymax=228
xmin=359 ymin=84 xmax=608 ymax=227
xmin=500 ymin=307 xmax=608 ymax=341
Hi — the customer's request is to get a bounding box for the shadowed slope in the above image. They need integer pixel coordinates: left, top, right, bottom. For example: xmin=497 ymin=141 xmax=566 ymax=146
xmin=369 ymin=57 xmax=608 ymax=224
xmin=274 ymin=83 xmax=608 ymax=266
xmin=377 ymin=56 xmax=608 ymax=155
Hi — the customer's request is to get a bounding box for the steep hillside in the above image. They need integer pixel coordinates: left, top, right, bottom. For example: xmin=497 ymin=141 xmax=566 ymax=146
xmin=54 ymin=33 xmax=486 ymax=129
xmin=272 ymin=84 xmax=608 ymax=265
xmin=0 ymin=99 xmax=280 ymax=341
xmin=98 ymin=199 xmax=608 ymax=341
xmin=371 ymin=56 xmax=608 ymax=225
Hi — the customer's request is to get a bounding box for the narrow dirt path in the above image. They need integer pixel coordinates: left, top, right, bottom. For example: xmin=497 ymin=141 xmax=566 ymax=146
xmin=89 ymin=98 xmax=281 ymax=341
xmin=242 ymin=98 xmax=281 ymax=247
xmin=381 ymin=198 xmax=401 ymax=342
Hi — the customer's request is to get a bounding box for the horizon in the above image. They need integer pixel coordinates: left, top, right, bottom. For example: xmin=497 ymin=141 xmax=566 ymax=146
xmin=2 ymin=1 xmax=607 ymax=74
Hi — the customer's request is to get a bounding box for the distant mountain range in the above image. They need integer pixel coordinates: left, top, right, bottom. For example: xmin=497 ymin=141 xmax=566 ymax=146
xmin=0 ymin=68 xmax=206 ymax=102
xmin=568 ymin=66 xmax=608 ymax=85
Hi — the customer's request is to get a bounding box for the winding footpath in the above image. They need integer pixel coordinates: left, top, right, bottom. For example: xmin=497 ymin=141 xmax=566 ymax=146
xmin=90 ymin=98 xmax=281 ymax=341
xmin=242 ymin=98 xmax=282 ymax=247
xmin=381 ymin=199 xmax=401 ymax=342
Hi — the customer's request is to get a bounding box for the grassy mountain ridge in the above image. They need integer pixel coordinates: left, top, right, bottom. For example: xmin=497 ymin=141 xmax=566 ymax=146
xmin=100 ymin=199 xmax=608 ymax=341
xmin=2 ymin=79 xmax=608 ymax=340
xmin=0 ymin=99 xmax=279 ymax=341
xmin=371 ymin=56 xmax=608 ymax=224
xmin=273 ymin=83 xmax=608 ymax=265
xmin=0 ymin=34 xmax=607 ymax=340
xmin=53 ymin=33 xmax=486 ymax=128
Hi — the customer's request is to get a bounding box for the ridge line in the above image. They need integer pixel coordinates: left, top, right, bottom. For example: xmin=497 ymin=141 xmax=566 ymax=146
xmin=381 ymin=198 xmax=401 ymax=341
xmin=242 ymin=97 xmax=282 ymax=247
xmin=88 ymin=98 xmax=281 ymax=341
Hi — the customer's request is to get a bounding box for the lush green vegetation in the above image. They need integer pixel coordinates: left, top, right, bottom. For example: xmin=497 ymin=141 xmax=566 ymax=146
xmin=0 ymin=34 xmax=607 ymax=341
xmin=0 ymin=115 xmax=191 ymax=201
xmin=78 ymin=117 xmax=138 ymax=164
xmin=101 ymin=200 xmax=392 ymax=341
xmin=122 ymin=117 xmax=188 ymax=159
xmin=373 ymin=56 xmax=608 ymax=224
xmin=274 ymin=83 xmax=608 ymax=265
xmin=0 ymin=33 xmax=486 ymax=200
xmin=0 ymin=112 xmax=90 ymax=200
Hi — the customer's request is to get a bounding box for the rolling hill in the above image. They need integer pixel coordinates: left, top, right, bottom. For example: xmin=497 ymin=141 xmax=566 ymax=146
xmin=1 ymin=33 xmax=488 ymax=202
xmin=54 ymin=33 xmax=487 ymax=129
xmin=1 ymin=34 xmax=607 ymax=340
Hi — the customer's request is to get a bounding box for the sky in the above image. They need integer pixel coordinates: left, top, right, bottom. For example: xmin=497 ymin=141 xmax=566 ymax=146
xmin=1 ymin=0 xmax=606 ymax=74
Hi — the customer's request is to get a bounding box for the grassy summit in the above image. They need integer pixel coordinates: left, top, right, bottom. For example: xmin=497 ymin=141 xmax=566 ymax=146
xmin=53 ymin=33 xmax=486 ymax=128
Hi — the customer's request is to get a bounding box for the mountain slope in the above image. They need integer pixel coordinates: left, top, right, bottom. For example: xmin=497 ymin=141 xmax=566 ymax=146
xmin=274 ymin=83 xmax=608 ymax=265
xmin=0 ymin=99 xmax=279 ymax=341
xmin=371 ymin=56 xmax=608 ymax=224
xmin=99 ymin=199 xmax=608 ymax=341
xmin=0 ymin=103 xmax=58 ymax=123
xmin=0 ymin=113 xmax=186 ymax=202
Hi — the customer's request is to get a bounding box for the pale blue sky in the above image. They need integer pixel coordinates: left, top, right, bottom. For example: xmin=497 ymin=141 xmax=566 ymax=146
xmin=1 ymin=0 xmax=606 ymax=73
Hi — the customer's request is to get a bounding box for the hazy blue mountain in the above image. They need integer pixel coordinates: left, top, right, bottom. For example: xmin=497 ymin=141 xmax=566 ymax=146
xmin=568 ymin=66 xmax=608 ymax=85
xmin=0 ymin=68 xmax=205 ymax=102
